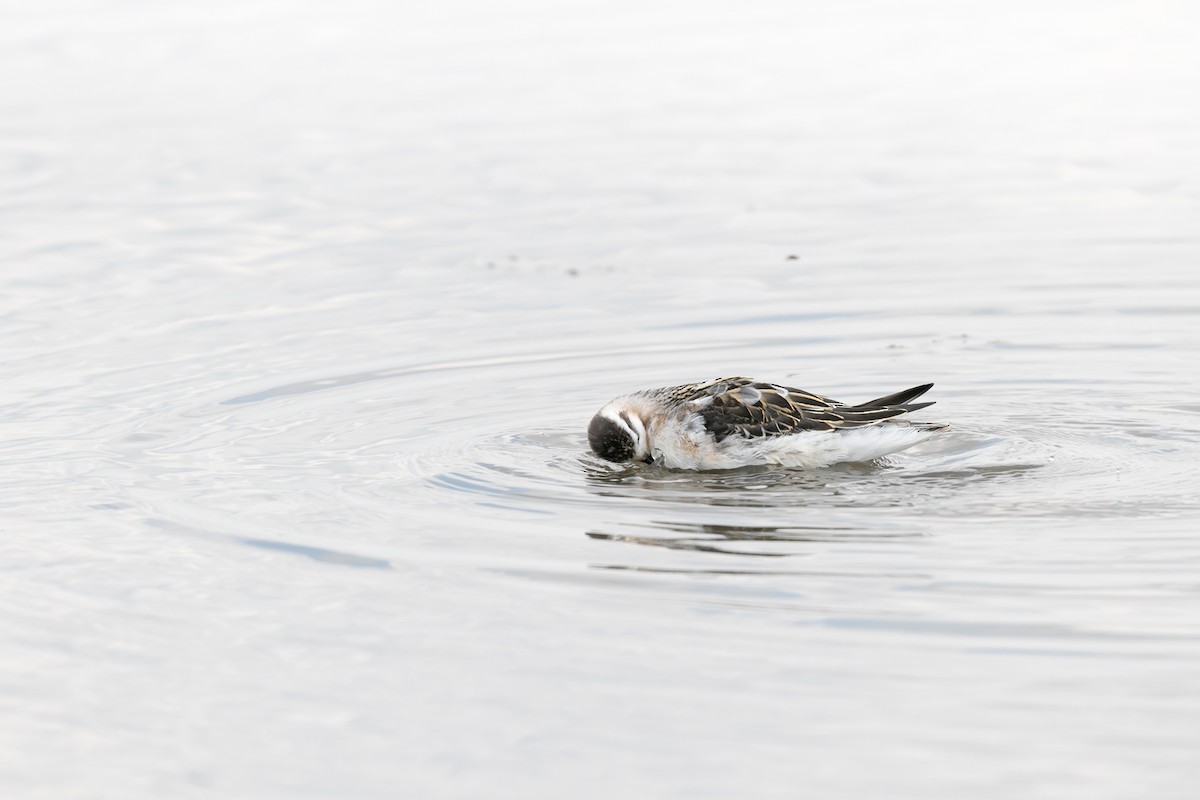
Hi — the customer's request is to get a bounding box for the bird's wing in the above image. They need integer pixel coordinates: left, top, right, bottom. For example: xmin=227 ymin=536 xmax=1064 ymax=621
xmin=692 ymin=380 xmax=935 ymax=442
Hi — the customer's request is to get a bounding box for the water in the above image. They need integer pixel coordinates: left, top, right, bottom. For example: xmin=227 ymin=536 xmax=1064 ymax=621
xmin=4 ymin=1 xmax=1200 ymax=797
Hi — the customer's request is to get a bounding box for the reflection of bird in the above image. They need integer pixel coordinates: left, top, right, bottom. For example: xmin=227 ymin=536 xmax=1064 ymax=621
xmin=587 ymin=377 xmax=947 ymax=470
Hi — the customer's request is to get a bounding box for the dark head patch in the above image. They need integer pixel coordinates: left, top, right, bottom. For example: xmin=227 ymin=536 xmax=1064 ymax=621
xmin=588 ymin=414 xmax=635 ymax=462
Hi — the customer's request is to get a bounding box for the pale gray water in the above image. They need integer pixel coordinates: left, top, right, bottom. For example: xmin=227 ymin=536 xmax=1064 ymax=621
xmin=3 ymin=1 xmax=1200 ymax=798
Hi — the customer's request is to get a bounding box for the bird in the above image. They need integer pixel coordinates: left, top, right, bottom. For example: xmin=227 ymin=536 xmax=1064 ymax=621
xmin=587 ymin=376 xmax=948 ymax=470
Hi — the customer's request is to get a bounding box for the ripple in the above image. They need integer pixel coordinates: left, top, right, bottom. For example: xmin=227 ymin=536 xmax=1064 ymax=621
xmin=127 ymin=337 xmax=1200 ymax=573
xmin=584 ymin=519 xmax=926 ymax=562
xmin=0 ymin=147 xmax=59 ymax=198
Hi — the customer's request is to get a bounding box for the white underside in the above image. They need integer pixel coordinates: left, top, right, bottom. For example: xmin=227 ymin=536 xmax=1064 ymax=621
xmin=650 ymin=415 xmax=944 ymax=470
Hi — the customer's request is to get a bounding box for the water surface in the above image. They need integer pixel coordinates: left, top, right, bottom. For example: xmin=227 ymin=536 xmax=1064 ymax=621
xmin=3 ymin=1 xmax=1200 ymax=798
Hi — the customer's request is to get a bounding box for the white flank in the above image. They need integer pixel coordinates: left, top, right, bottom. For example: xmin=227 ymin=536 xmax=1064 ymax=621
xmin=648 ymin=414 xmax=944 ymax=470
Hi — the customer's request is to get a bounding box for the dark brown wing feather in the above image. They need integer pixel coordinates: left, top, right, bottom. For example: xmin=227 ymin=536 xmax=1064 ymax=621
xmin=692 ymin=379 xmax=935 ymax=442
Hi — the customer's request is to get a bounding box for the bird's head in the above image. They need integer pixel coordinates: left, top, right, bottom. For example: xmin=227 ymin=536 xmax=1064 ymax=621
xmin=587 ymin=403 xmax=652 ymax=463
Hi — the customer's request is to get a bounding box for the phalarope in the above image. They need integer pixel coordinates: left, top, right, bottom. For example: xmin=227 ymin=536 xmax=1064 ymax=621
xmin=587 ymin=377 xmax=947 ymax=470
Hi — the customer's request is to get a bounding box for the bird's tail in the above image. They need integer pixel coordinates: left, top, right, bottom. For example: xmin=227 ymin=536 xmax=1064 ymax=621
xmin=863 ymin=383 xmax=934 ymax=407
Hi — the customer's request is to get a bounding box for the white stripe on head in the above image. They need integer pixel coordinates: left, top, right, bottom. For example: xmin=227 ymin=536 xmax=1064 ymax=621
xmin=602 ymin=405 xmax=650 ymax=460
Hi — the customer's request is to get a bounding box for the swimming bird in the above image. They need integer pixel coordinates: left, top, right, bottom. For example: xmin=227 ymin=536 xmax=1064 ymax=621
xmin=587 ymin=377 xmax=947 ymax=470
